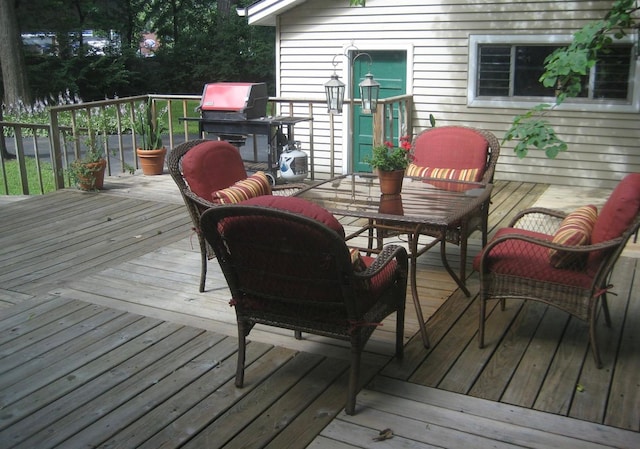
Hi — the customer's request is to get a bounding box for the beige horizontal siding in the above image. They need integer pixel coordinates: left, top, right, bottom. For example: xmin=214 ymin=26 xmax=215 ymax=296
xmin=272 ymin=0 xmax=639 ymax=188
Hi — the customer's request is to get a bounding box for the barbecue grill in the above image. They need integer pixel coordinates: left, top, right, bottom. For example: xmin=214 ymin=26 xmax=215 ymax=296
xmin=184 ymin=82 xmax=311 ymax=184
xmin=200 ymin=82 xmax=268 ymax=122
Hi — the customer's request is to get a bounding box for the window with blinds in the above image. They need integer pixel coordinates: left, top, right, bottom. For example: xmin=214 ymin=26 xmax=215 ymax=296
xmin=476 ymin=44 xmax=633 ymax=101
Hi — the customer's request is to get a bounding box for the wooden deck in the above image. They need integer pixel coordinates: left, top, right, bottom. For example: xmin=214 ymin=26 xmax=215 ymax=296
xmin=0 ymin=173 xmax=638 ymax=448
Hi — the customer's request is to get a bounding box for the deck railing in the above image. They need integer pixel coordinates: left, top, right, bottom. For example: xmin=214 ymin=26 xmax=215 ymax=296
xmin=0 ymin=93 xmax=413 ymax=195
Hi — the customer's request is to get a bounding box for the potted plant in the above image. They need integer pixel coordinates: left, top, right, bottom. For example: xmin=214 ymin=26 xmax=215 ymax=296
xmin=67 ymin=117 xmax=107 ymax=190
xmin=133 ymin=99 xmax=168 ymax=175
xmin=367 ymin=135 xmax=414 ymax=194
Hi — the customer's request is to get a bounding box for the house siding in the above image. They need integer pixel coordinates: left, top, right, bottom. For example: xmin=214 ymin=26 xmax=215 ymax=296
xmin=272 ymin=0 xmax=639 ymax=189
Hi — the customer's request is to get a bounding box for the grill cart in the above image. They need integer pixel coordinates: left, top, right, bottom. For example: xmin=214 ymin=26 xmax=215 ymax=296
xmin=184 ymin=82 xmax=311 ymax=185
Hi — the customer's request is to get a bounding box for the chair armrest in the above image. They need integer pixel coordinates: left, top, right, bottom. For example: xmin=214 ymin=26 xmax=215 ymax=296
xmin=508 ymin=207 xmax=567 ymax=234
xmin=483 ymin=231 xmax=623 ymax=261
xmin=272 ymin=183 xmax=307 ymax=196
xmin=182 ymin=189 xmax=218 ymax=209
xmin=358 ymin=244 xmax=409 ymax=279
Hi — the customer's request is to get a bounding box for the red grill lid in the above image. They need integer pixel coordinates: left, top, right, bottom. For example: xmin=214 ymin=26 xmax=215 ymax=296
xmin=200 ymin=82 xmax=260 ymax=111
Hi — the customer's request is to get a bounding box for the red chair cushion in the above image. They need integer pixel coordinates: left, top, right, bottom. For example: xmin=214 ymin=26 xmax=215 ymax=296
xmin=241 ymin=195 xmax=345 ymax=238
xmin=181 ymin=140 xmax=247 ymax=199
xmin=591 ymin=173 xmax=640 ymax=244
xmin=412 ymin=127 xmax=489 ymax=173
xmin=212 ymin=171 xmax=271 ymax=204
xmin=549 ymin=205 xmax=598 ymax=268
xmin=474 ymin=228 xmax=593 ymax=290
xmin=358 ymin=254 xmax=399 ymax=305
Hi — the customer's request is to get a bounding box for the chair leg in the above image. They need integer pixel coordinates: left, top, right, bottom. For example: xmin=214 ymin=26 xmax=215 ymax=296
xmin=236 ymin=321 xmax=247 ymax=387
xmin=459 ymin=237 xmax=467 ymax=286
xmin=346 ymin=343 xmax=361 ymax=415
xmin=600 ymin=293 xmax=612 ymax=327
xmin=396 ymin=305 xmax=405 ymax=360
xmin=199 ymin=240 xmax=207 ymax=293
xmin=478 ymin=293 xmax=486 ymax=348
xmin=589 ymin=314 xmax=603 ymax=369
xmin=481 ymin=210 xmax=489 ymax=248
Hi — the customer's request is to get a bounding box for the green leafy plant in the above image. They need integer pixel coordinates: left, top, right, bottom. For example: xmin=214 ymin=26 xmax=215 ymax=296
xmin=504 ymin=0 xmax=639 ymax=158
xmin=367 ymin=135 xmax=414 ymax=171
xmin=133 ymin=99 xmax=167 ymax=150
xmin=504 ymin=104 xmax=568 ymax=159
xmin=67 ymin=112 xmax=108 ymax=190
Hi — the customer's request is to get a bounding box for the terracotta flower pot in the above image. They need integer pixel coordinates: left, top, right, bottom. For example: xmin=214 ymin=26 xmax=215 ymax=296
xmin=377 ymin=169 xmax=405 ymax=195
xmin=136 ymin=147 xmax=167 ymax=175
xmin=76 ymin=159 xmax=107 ymax=191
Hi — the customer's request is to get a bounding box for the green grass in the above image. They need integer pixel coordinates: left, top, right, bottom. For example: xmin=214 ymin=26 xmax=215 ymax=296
xmin=162 ymin=100 xmax=201 ymax=136
xmin=0 ymin=158 xmax=59 ymax=195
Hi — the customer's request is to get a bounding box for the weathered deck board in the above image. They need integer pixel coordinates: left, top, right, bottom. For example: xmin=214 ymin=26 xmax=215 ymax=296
xmin=385 ymin=253 xmax=640 ymax=433
xmin=0 ymin=189 xmax=192 ymax=295
xmin=1 ymin=175 xmax=639 ymax=448
xmin=324 ymin=377 xmax=639 ymax=449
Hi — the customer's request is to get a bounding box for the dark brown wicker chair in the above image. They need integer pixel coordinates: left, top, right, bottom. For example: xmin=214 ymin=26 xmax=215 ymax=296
xmin=199 ymin=200 xmax=408 ymax=415
xmin=374 ymin=126 xmax=500 ymax=293
xmin=474 ymin=173 xmax=640 ymax=367
xmin=167 ymin=139 xmax=300 ymax=292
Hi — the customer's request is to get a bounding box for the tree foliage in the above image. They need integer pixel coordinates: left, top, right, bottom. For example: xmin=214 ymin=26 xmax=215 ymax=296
xmin=1 ymin=0 xmax=274 ymax=104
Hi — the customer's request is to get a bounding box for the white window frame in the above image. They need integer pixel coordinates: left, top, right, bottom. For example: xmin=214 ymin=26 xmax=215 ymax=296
xmin=468 ymin=34 xmax=640 ymax=113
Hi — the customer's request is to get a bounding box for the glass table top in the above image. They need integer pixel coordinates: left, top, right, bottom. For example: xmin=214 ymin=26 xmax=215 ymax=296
xmin=294 ymin=173 xmax=493 ymax=227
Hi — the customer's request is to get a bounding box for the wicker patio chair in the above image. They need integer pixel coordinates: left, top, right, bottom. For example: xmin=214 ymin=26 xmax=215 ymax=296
xmin=199 ymin=196 xmax=408 ymax=415
xmin=378 ymin=126 xmax=500 ymax=289
xmin=474 ymin=173 xmax=640 ymax=367
xmin=167 ymin=139 xmax=300 ymax=292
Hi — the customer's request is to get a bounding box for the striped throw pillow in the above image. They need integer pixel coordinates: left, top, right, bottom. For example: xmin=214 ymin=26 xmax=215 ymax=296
xmin=549 ymin=205 xmax=598 ymax=268
xmin=406 ymin=163 xmax=480 ymax=182
xmin=212 ymin=171 xmax=272 ymax=204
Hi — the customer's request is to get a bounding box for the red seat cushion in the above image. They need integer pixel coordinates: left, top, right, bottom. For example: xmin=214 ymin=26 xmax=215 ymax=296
xmin=181 ymin=140 xmax=247 ymax=199
xmin=474 ymin=228 xmax=593 ymax=290
xmin=358 ymin=254 xmax=399 ymax=305
xmin=241 ymin=195 xmax=345 ymax=238
xmin=412 ymin=127 xmax=489 ymax=174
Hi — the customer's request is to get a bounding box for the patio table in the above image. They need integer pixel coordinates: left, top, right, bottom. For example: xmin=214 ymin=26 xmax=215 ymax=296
xmin=294 ymin=173 xmax=493 ymax=347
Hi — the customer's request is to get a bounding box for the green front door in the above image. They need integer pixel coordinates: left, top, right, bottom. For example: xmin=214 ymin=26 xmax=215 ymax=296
xmin=353 ymin=50 xmax=407 ymax=172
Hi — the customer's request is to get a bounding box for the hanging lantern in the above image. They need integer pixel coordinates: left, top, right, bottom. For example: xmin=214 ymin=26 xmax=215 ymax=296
xmin=324 ymin=73 xmax=346 ymax=114
xmin=359 ymin=72 xmax=380 ymax=114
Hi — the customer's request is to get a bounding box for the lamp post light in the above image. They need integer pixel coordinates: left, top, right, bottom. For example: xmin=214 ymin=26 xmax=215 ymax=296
xmin=324 ymin=46 xmax=380 ymax=115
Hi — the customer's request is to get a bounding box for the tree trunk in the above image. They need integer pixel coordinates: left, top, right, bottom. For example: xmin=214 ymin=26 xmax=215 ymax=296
xmin=217 ymin=0 xmax=237 ymax=23
xmin=0 ymin=0 xmax=31 ymax=106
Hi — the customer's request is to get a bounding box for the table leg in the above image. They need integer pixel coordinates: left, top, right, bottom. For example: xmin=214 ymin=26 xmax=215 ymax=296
xmin=439 ymin=238 xmax=470 ymax=297
xmin=409 ymin=231 xmax=430 ymax=348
